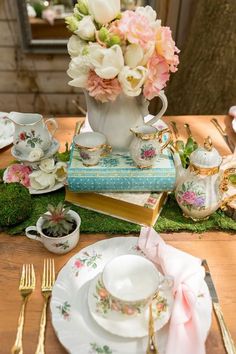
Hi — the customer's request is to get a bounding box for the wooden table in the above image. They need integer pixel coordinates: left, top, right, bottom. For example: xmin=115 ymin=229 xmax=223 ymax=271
xmin=0 ymin=116 xmax=235 ymax=354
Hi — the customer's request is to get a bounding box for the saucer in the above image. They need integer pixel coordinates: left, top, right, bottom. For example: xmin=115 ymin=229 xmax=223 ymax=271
xmin=50 ymin=237 xmax=212 ymax=354
xmin=11 ymin=138 xmax=60 ymax=162
xmin=88 ymin=273 xmax=173 ymax=338
xmin=28 ymin=181 xmax=64 ymax=195
xmin=0 ymin=112 xmax=14 ymax=149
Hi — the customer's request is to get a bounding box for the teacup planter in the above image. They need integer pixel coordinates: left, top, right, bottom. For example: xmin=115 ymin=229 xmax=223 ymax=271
xmin=25 ymin=203 xmax=81 ymax=254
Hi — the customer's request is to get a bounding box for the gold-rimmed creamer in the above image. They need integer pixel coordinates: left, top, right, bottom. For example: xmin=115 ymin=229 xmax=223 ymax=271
xmin=74 ymin=132 xmax=112 ymax=166
xmin=129 ymin=125 xmax=172 ymax=168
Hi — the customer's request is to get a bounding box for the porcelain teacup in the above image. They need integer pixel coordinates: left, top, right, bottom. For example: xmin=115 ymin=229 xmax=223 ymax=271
xmin=102 ymin=254 xmax=171 ymax=316
xmin=74 ymin=132 xmax=112 ymax=166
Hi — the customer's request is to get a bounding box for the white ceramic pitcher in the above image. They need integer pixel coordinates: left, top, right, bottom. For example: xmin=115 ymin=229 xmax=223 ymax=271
xmin=8 ymin=112 xmax=58 ymax=157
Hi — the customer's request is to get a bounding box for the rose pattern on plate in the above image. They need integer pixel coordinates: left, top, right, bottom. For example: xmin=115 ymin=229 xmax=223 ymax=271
xmin=16 ymin=130 xmax=43 ymax=148
xmin=72 ymin=251 xmax=102 ymax=277
xmin=79 ymin=150 xmax=91 ymax=160
xmin=153 ymin=293 xmax=168 ymax=319
xmin=57 ymin=301 xmax=71 ymax=320
xmin=94 ymin=278 xmax=145 ymax=316
xmin=176 ymin=181 xmax=206 ymax=211
xmin=89 ymin=343 xmax=113 ymax=354
xmin=140 ymin=144 xmax=157 ymax=160
xmin=53 ymin=240 xmax=70 ymax=250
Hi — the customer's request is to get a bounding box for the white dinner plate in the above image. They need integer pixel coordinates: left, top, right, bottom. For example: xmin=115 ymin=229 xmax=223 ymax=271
xmin=50 ymin=237 xmax=212 ymax=354
xmin=0 ymin=112 xmax=14 ymax=149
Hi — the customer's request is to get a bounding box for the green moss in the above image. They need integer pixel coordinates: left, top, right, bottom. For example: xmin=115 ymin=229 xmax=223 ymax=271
xmin=0 ymin=183 xmax=32 ymax=227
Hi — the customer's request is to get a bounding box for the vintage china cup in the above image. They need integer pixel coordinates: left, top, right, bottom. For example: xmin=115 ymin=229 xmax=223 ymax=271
xmin=8 ymin=112 xmax=58 ymax=158
xmin=25 ymin=210 xmax=81 ymax=254
xmin=102 ymin=254 xmax=172 ymax=316
xmin=129 ymin=125 xmax=172 ymax=169
xmin=74 ymin=132 xmax=112 ymax=166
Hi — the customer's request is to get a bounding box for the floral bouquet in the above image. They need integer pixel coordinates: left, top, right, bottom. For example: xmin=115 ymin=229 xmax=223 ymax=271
xmin=66 ymin=0 xmax=179 ymax=103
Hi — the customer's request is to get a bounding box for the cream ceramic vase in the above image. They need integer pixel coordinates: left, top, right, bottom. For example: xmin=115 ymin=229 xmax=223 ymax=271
xmin=84 ymin=91 xmax=168 ymax=152
xmin=175 ymin=138 xmax=236 ymax=220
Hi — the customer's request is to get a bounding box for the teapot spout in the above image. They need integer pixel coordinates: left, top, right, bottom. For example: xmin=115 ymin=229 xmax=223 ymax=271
xmin=173 ymin=152 xmax=186 ymax=185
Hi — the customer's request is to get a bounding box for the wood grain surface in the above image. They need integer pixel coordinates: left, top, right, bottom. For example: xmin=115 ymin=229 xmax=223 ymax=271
xmin=0 ymin=116 xmax=235 ymax=354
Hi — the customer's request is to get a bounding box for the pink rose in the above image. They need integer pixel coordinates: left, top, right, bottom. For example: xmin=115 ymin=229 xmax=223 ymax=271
xmin=98 ymin=288 xmax=109 ymax=299
xmin=74 ymin=259 xmax=84 ymax=269
xmin=123 ymin=305 xmax=136 ymax=315
xmin=182 ymin=191 xmax=196 ymax=205
xmin=19 ymin=132 xmax=26 ymax=141
xmin=3 ymin=164 xmax=32 ymax=188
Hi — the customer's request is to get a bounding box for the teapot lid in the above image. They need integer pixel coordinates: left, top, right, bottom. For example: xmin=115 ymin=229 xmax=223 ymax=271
xmin=190 ymin=137 xmax=222 ymax=168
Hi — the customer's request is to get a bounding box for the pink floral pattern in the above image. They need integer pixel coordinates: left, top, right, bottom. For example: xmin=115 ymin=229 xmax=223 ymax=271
xmin=140 ymin=144 xmax=157 ymax=160
xmin=72 ymin=251 xmax=102 ymax=277
xmin=3 ymin=164 xmax=32 ymax=188
xmin=177 ymin=181 xmax=206 ymax=211
xmin=16 ymin=130 xmax=43 ymax=148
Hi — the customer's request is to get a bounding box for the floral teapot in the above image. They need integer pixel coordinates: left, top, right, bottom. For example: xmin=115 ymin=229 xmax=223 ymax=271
xmin=174 ymin=137 xmax=236 ymax=220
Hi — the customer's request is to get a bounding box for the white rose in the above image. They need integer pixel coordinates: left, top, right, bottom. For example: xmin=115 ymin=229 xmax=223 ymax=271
xmin=54 ymin=162 xmax=67 ymax=182
xmin=39 ymin=158 xmax=55 ymax=173
xmin=75 ymin=16 xmax=96 ymax=41
xmin=67 ymin=55 xmax=92 ymax=88
xmin=29 ymin=170 xmax=56 ymax=190
xmin=28 ymin=148 xmax=44 ymax=162
xmin=67 ymin=35 xmax=88 ymax=58
xmin=118 ymin=66 xmax=147 ymax=96
xmin=125 ymin=43 xmax=155 ymax=69
xmin=88 ymin=0 xmax=120 ymax=25
xmin=135 ymin=6 xmax=161 ymax=29
xmin=89 ymin=44 xmax=124 ymax=79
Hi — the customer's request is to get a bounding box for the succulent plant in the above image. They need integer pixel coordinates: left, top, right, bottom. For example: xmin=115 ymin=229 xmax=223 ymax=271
xmin=42 ymin=202 xmax=75 ymax=237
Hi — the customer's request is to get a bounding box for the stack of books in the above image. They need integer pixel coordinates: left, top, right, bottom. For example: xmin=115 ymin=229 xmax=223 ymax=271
xmin=66 ymin=119 xmax=175 ymax=226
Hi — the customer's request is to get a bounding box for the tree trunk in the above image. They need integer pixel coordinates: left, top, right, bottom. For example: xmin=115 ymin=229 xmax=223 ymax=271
xmin=165 ymin=0 xmax=236 ymax=115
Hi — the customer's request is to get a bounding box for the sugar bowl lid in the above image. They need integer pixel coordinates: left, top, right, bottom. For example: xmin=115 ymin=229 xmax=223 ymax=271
xmin=190 ymin=137 xmax=222 ymax=168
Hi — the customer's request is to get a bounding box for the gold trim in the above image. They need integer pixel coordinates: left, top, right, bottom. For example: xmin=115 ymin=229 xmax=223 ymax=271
xmin=75 ymin=143 xmax=105 ymax=152
xmin=189 ymin=163 xmax=219 ymax=176
xmin=220 ymin=168 xmax=236 ymax=193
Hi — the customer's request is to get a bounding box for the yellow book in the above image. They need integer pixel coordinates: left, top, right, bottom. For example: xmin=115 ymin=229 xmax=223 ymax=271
xmin=65 ymin=189 xmax=168 ymax=226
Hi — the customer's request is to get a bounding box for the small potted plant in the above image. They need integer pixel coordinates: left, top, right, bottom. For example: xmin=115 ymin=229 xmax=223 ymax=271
xmin=25 ymin=202 xmax=81 ymax=254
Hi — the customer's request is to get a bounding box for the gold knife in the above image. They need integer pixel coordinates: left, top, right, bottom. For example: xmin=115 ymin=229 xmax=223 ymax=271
xmin=211 ymin=118 xmax=235 ymax=153
xmin=202 ymin=260 xmax=236 ymax=354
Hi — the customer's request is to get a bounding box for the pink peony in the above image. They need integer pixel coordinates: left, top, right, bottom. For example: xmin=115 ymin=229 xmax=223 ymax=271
xmin=143 ymin=55 xmax=170 ymax=100
xmin=86 ymin=70 xmax=122 ymax=103
xmin=3 ymin=164 xmax=32 ymax=188
xmin=116 ymin=11 xmax=155 ymax=49
xmin=155 ymin=27 xmax=179 ymax=72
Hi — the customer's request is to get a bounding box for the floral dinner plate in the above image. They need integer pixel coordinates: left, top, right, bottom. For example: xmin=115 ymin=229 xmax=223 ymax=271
xmin=88 ymin=272 xmax=173 ymax=338
xmin=50 ymin=237 xmax=212 ymax=354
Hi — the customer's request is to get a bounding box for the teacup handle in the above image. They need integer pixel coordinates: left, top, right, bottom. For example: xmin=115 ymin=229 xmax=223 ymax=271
xmin=158 ymin=128 xmax=172 ymax=152
xmin=158 ymin=275 xmax=174 ymax=292
xmin=45 ymin=118 xmax=58 ymax=138
xmin=146 ymin=91 xmax=168 ymax=126
xmin=25 ymin=226 xmax=42 ymax=242
xmin=101 ymin=144 xmax=112 ymax=157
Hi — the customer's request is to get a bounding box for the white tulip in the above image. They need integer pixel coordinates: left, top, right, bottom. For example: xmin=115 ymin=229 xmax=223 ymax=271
xmin=54 ymin=162 xmax=67 ymax=182
xmin=67 ymin=35 xmax=88 ymax=58
xmin=28 ymin=148 xmax=44 ymax=162
xmin=29 ymin=170 xmax=56 ymax=190
xmin=75 ymin=16 xmax=96 ymax=41
xmin=89 ymin=44 xmax=124 ymax=79
xmin=118 ymin=66 xmax=147 ymax=97
xmin=124 ymin=43 xmax=155 ymax=69
xmin=67 ymin=55 xmax=92 ymax=88
xmin=88 ymin=0 xmax=120 ymax=25
xmin=39 ymin=158 xmax=55 ymax=173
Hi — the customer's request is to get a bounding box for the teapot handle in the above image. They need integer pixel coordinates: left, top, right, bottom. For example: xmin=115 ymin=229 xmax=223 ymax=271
xmin=146 ymin=91 xmax=168 ymax=126
xmin=158 ymin=128 xmax=172 ymax=152
xmin=45 ymin=118 xmax=58 ymax=138
xmin=220 ymin=168 xmax=236 ymax=208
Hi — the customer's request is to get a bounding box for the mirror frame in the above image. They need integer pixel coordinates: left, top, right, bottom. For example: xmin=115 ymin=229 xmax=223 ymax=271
xmin=16 ymin=0 xmax=156 ymax=54
xmin=16 ymin=0 xmax=68 ymax=53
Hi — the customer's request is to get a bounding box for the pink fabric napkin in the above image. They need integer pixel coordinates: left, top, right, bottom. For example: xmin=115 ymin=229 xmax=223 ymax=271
xmin=138 ymin=227 xmax=208 ymax=354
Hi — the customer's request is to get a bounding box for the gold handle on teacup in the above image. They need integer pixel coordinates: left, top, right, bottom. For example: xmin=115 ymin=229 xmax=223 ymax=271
xmin=157 ymin=128 xmax=172 ymax=152
xmin=45 ymin=118 xmax=58 ymax=137
xmin=101 ymin=144 xmax=112 ymax=157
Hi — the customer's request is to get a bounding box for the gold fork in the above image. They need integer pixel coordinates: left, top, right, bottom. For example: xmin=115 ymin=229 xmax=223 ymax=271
xmin=11 ymin=264 xmax=36 ymax=354
xmin=35 ymin=259 xmax=55 ymax=354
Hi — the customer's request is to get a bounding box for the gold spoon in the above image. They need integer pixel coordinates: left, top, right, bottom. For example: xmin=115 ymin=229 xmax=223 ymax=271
xmin=146 ymin=302 xmax=159 ymax=354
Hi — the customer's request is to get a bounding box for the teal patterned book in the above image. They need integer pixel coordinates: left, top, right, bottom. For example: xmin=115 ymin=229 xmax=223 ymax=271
xmin=67 ymin=145 xmax=176 ymax=192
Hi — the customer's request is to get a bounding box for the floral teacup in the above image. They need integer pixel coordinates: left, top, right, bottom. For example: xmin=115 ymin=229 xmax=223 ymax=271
xmin=102 ymin=254 xmax=173 ymax=316
xmin=74 ymin=132 xmax=112 ymax=166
